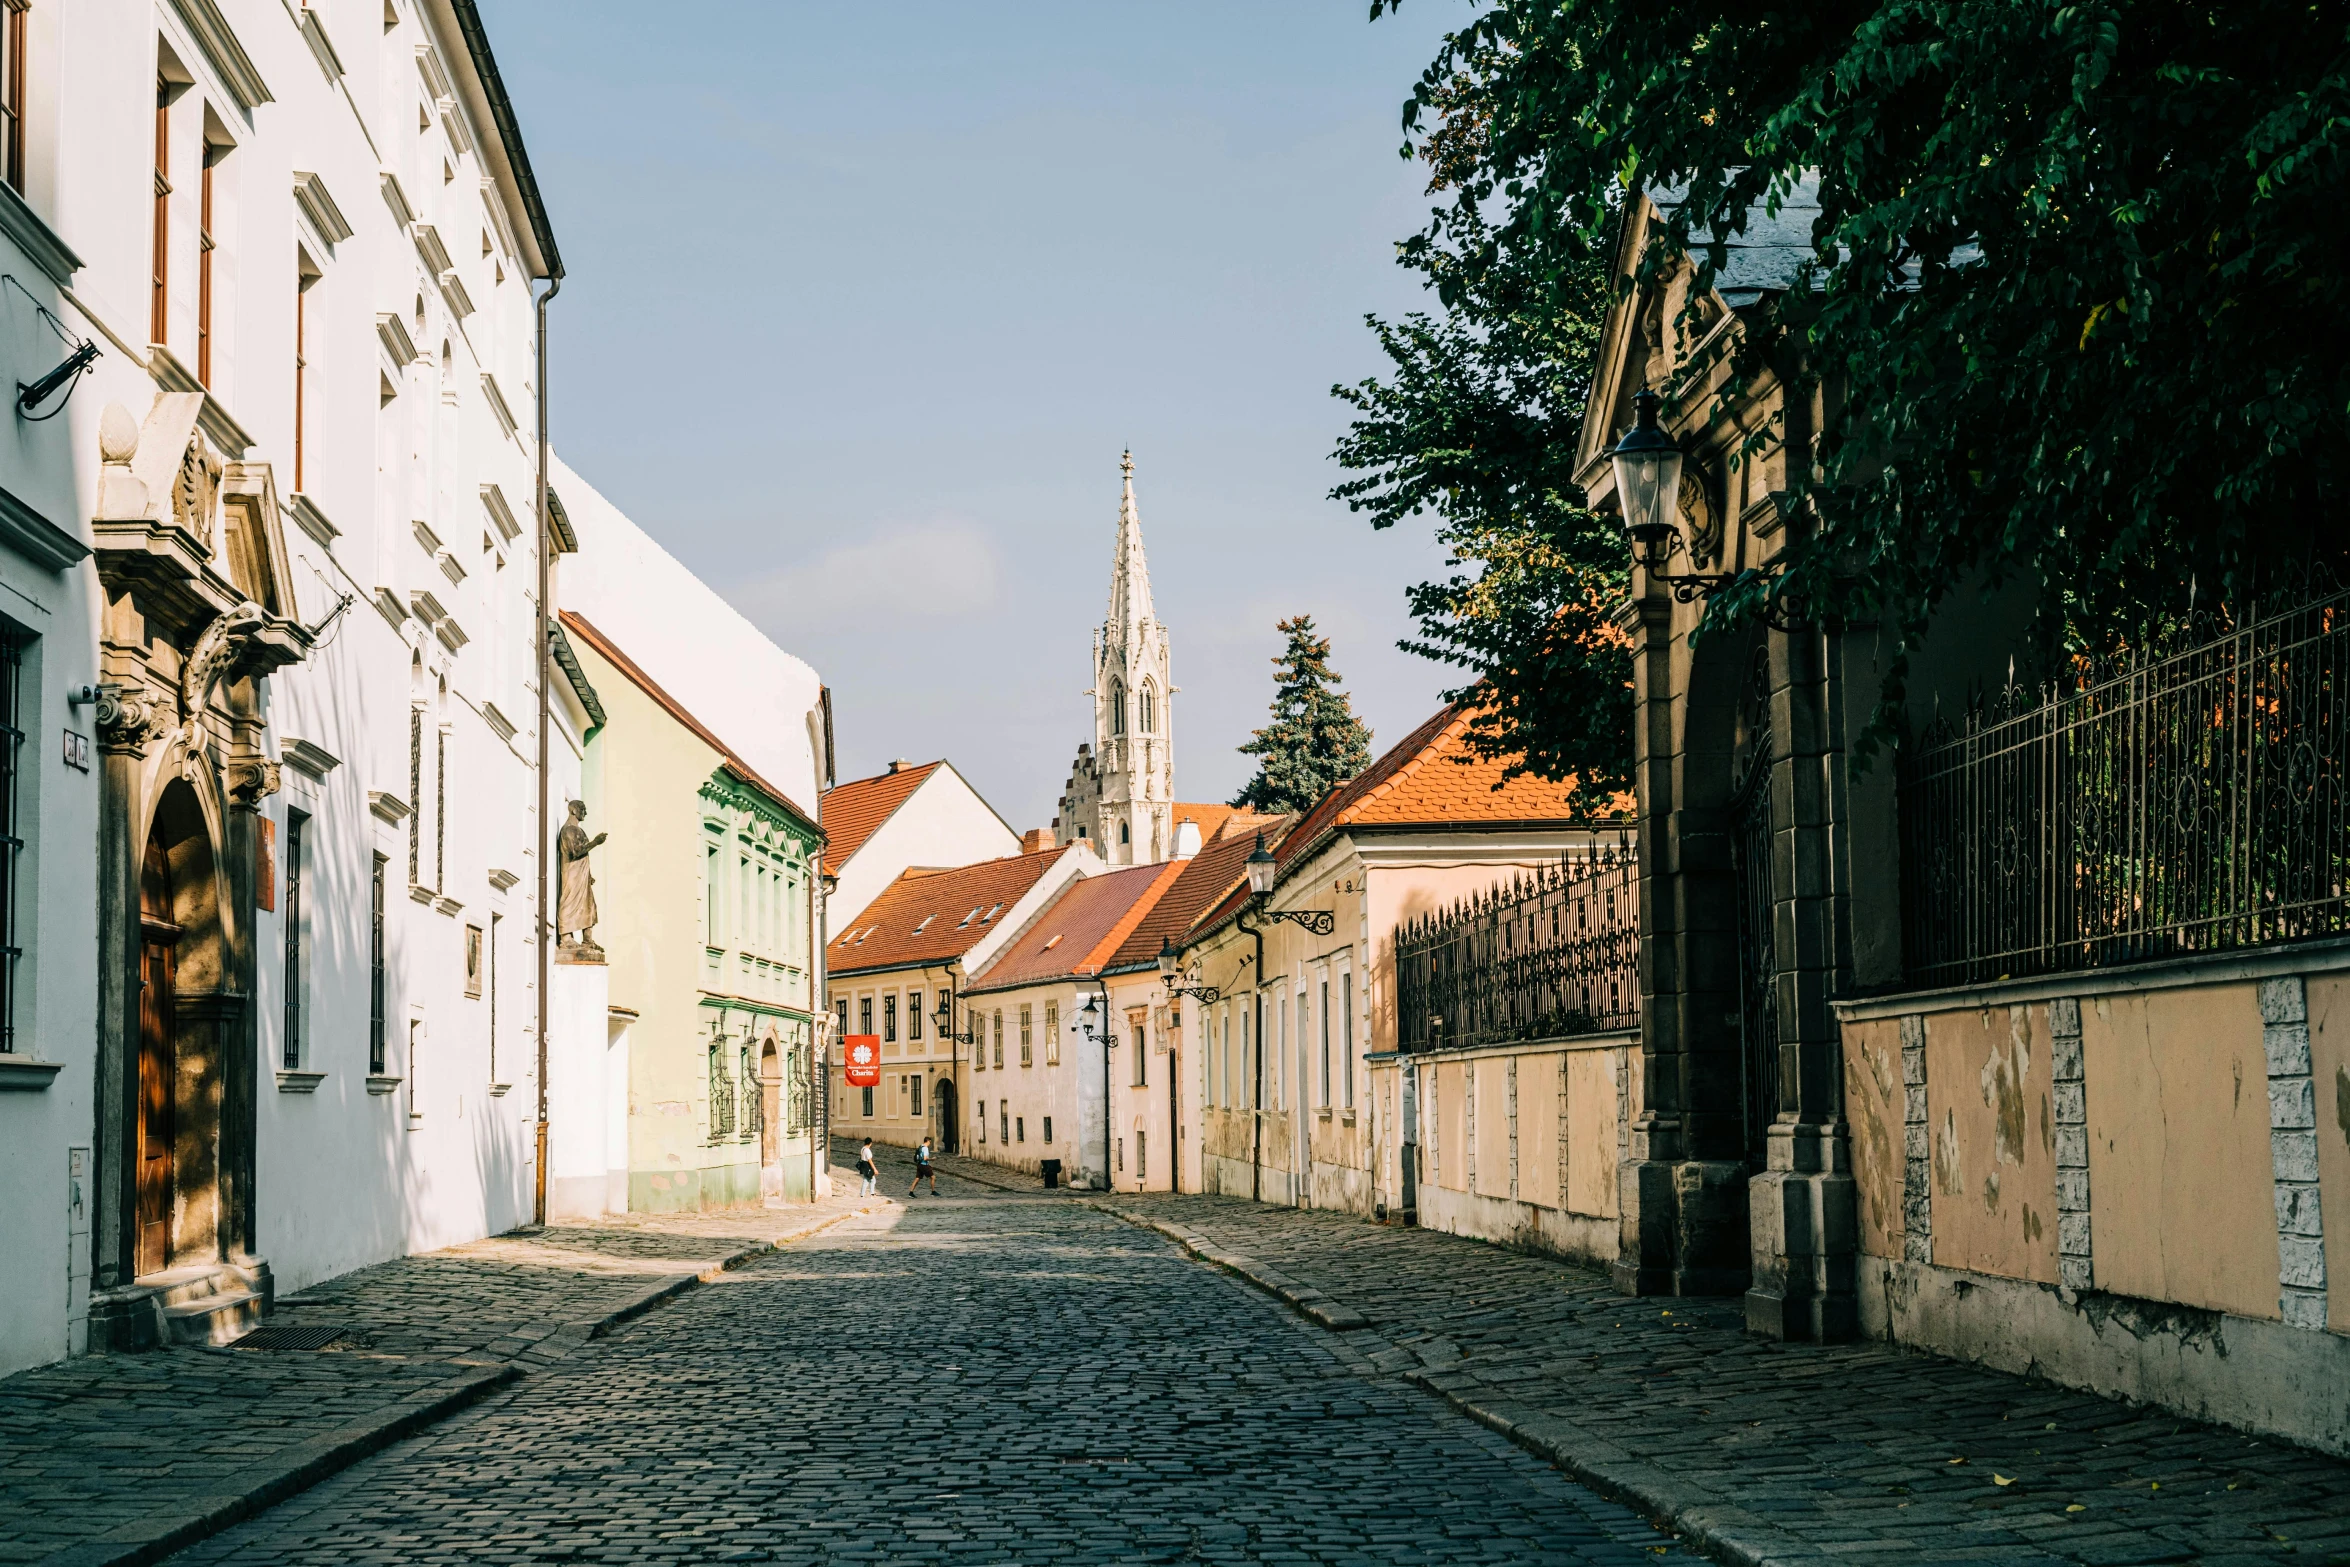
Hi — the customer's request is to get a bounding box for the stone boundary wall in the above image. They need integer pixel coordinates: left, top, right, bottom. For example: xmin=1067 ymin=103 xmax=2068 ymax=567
xmin=1403 ymin=1031 xmax=1635 ymax=1267
xmin=1836 ymin=950 xmax=2350 ymax=1455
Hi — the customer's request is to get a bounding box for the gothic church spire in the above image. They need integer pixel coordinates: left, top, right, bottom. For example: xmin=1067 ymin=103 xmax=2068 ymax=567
xmin=1106 ymin=448 xmax=1155 ymax=635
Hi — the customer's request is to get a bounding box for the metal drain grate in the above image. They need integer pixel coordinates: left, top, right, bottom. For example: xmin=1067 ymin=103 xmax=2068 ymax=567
xmin=231 ymin=1323 xmax=347 ymax=1351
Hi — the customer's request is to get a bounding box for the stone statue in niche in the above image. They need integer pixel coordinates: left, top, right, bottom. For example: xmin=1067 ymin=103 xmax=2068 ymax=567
xmin=557 ymin=799 xmax=608 ymax=960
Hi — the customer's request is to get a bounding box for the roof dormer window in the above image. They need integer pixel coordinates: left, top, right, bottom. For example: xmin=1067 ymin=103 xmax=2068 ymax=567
xmin=957 ymin=906 xmax=981 ymax=928
xmin=983 ymin=902 xmax=1003 ymax=921
xmin=912 ymin=914 xmax=934 ymax=934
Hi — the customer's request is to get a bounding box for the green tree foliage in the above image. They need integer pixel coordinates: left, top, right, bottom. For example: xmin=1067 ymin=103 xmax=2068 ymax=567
xmin=1375 ymin=0 xmax=2350 ymax=712
xmin=1231 ymin=616 xmax=1376 ymax=814
xmin=1331 ymin=35 xmax=1632 ymax=807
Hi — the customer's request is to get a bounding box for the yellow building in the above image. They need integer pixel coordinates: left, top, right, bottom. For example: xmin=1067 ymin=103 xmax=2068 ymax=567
xmin=826 ymin=845 xmax=1095 ymax=1151
xmin=559 ymin=613 xmax=826 ymax=1211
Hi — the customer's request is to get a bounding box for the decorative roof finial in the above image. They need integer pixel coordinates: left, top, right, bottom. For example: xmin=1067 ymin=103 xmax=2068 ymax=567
xmin=1121 ymin=448 xmax=1134 ymax=481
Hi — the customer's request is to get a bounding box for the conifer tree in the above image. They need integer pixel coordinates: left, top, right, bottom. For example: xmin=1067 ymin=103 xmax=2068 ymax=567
xmin=1230 ymin=616 xmax=1374 ymax=814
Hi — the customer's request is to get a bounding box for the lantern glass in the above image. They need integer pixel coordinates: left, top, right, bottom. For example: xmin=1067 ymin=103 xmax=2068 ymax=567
xmin=1157 ymin=938 xmax=1179 ymax=978
xmin=1608 ymin=388 xmax=1685 ymax=558
xmin=1246 ymin=834 xmax=1277 ymax=896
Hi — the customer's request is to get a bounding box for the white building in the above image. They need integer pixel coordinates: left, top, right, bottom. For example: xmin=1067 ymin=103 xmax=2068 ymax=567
xmin=822 ymin=757 xmax=1020 ymax=930
xmin=0 ymin=0 xmax=561 ymax=1371
xmin=1055 ymin=452 xmax=1178 ymax=864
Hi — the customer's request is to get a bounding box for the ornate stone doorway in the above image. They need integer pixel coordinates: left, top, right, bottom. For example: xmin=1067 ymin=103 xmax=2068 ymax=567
xmin=133 ymin=781 xmax=224 ymax=1280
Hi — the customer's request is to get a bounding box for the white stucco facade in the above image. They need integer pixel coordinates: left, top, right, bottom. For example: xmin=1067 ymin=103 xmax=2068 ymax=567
xmin=826 ymin=760 xmax=1019 ymax=929
xmin=0 ymin=0 xmax=562 ymax=1372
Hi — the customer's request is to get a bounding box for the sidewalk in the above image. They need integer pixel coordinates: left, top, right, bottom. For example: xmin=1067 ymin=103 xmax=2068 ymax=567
xmin=0 ymin=1183 xmax=873 ymax=1567
xmin=1100 ymin=1194 xmax=2350 ymax=1567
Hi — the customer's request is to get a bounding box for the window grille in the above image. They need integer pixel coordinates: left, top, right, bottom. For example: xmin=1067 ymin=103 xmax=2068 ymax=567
xmin=434 ymin=710 xmax=446 ymax=892
xmin=739 ymin=1045 xmax=759 ymax=1140
xmin=1900 ymin=576 xmax=2350 ymax=985
xmin=909 ymin=990 xmax=923 ymax=1041
xmin=0 ymin=632 xmax=19 ymax=1051
xmin=709 ymin=1035 xmax=737 ymax=1140
xmin=283 ymin=812 xmax=306 ymax=1068
xmin=1019 ymin=1004 xmax=1032 ymax=1066
xmin=883 ymin=993 xmax=896 ymax=1043
xmin=1396 ymin=842 xmax=1640 ymax=1053
xmin=407 ymin=705 xmax=422 ymax=883
xmin=369 ymin=854 xmax=387 ymax=1073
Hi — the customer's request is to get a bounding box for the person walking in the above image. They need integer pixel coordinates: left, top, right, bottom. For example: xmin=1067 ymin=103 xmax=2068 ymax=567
xmin=857 ymin=1137 xmax=878 ymax=1197
xmin=909 ymin=1136 xmax=939 ymax=1196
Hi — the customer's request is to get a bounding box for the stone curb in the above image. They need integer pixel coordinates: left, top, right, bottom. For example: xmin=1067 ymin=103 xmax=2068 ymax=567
xmin=33 ymin=1361 xmax=518 ymax=1567
xmin=1091 ymin=1205 xmax=1373 ymax=1332
xmin=32 ymin=1203 xmax=876 ymax=1567
xmin=1093 ymin=1203 xmax=1816 ymax=1567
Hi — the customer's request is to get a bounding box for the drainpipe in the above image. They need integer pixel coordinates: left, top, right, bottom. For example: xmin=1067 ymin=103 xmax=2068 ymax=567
xmin=532 ymin=273 xmax=560 ymax=1226
xmin=1092 ymin=975 xmax=1113 ymax=1191
xmin=1237 ymin=908 xmax=1264 ymax=1203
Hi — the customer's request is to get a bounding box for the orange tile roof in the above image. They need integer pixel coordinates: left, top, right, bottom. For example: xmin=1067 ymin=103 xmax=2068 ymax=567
xmin=827 ymin=846 xmax=1075 ymax=976
xmin=559 ymin=612 xmax=819 ymax=834
xmin=1186 ymin=702 xmax=1603 ymax=940
xmin=819 ymin=761 xmax=945 ymax=877
xmin=964 ymin=860 xmax=1185 ymax=994
xmin=1102 ymin=824 xmax=1273 ymax=972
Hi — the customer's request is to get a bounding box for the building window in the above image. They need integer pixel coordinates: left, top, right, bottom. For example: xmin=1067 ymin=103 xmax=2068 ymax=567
xmin=282 ymin=812 xmax=307 ymax=1068
xmin=992 ymin=1010 xmax=1003 ymax=1069
xmin=705 ymin=839 xmax=720 ymax=945
xmin=908 ymin=990 xmax=923 ymax=1041
xmin=1015 ymin=1115 xmax=1024 ymax=1143
xmin=709 ymin=1038 xmax=737 ymax=1139
xmin=834 ymin=997 xmax=847 ymax=1037
xmin=368 ymin=855 xmax=387 ymax=1074
xmin=970 ymin=1005 xmax=985 ymax=1069
xmin=999 ymin=1106 xmax=1009 ymax=1144
xmin=151 ymin=78 xmax=170 ymax=344
xmin=1019 ymin=1004 xmax=1032 ymax=1067
xmin=861 ymin=1085 xmax=874 ymax=1118
xmin=1110 ymin=679 xmax=1125 ymax=736
xmin=1132 ymin=1023 xmax=1146 ymax=1086
xmin=407 ymin=677 xmax=423 ymax=884
xmin=293 ymin=256 xmax=319 ymax=487
xmin=1 ymin=1 xmax=27 ymax=194
xmin=0 ymin=632 xmax=19 ymax=1051
xmin=882 ymin=992 xmax=896 ymax=1044
xmin=1341 ymin=970 xmax=1355 ymax=1107
xmin=1044 ymin=1002 xmax=1059 ymax=1066
xmin=1119 ymin=821 xmax=1130 ymax=845
xmin=910 ymin=1075 xmax=923 ymax=1117
xmin=434 ymin=678 xmax=447 ymax=891
xmin=978 ymin=1100 xmax=987 ymax=1142
xmin=488 ymin=911 xmax=501 ymax=1083
xmin=1319 ymin=979 xmax=1331 ymax=1107
xmin=1116 ymin=1138 xmax=1123 ymax=1172
xmin=859 ymin=996 xmax=872 ymax=1035
xmin=197 ymin=148 xmax=218 ymax=385
xmin=1140 ymin=683 xmax=1155 ymax=734
xmin=1042 ymin=1115 xmax=1052 ymax=1144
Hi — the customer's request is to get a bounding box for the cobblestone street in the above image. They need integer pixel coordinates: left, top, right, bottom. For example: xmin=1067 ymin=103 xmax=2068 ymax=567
xmin=159 ymin=1169 xmax=1688 ymax=1566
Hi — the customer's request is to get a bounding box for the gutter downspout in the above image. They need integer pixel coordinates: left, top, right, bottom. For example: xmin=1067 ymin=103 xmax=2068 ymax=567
xmin=531 ymin=273 xmax=560 ymax=1226
xmin=1092 ymin=974 xmax=1113 ymax=1191
xmin=1237 ymin=907 xmax=1264 ymax=1204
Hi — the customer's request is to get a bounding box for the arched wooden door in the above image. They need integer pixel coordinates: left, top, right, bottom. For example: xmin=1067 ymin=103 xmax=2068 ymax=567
xmin=137 ymin=837 xmax=178 ymax=1277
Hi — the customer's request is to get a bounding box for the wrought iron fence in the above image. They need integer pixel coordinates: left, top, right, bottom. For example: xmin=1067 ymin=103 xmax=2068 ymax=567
xmin=1395 ymin=842 xmax=1639 ymax=1053
xmin=708 ymin=1038 xmax=737 ymax=1140
xmin=1901 ymin=579 xmax=2349 ymax=987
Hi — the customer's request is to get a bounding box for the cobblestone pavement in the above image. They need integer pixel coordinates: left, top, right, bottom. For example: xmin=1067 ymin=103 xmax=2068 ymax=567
xmin=164 ymin=1186 xmax=1694 ymax=1565
xmin=1100 ymin=1194 xmax=2350 ymax=1567
xmin=0 ymin=1187 xmax=870 ymax=1565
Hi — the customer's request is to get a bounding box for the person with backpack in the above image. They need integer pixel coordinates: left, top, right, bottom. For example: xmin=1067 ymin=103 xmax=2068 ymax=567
xmin=908 ymin=1136 xmax=939 ymax=1196
xmin=856 ymin=1137 xmax=878 ymax=1197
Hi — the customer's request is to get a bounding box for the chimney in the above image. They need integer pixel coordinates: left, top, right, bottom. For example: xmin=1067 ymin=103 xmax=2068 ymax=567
xmin=887 ymin=758 xmax=911 ymax=773
xmin=1020 ymin=828 xmax=1054 ymax=854
xmin=1173 ymin=817 xmax=1202 ymax=860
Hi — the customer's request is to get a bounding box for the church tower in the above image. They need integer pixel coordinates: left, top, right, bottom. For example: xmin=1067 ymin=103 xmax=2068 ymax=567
xmin=1054 ymin=451 xmax=1174 ymax=864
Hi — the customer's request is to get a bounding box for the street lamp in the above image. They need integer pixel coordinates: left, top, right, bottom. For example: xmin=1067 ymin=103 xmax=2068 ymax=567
xmin=1074 ymin=989 xmax=1118 ymax=1193
xmin=1608 ymin=387 xmax=1795 ymax=623
xmin=1157 ymin=937 xmax=1221 ymax=1005
xmin=1241 ymin=833 xmax=1335 ymax=936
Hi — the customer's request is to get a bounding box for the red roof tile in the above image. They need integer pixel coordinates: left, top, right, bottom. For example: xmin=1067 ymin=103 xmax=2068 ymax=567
xmin=1101 ymin=825 xmax=1272 ymax=972
xmin=827 ymin=847 xmax=1075 ymax=976
xmin=819 ymin=762 xmax=945 ymax=877
xmin=964 ymin=860 xmax=1184 ymax=994
xmin=560 ymin=612 xmax=819 ymax=833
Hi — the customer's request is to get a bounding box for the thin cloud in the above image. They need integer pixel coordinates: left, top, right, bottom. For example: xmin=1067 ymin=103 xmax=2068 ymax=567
xmin=730 ymin=518 xmax=1001 ymax=632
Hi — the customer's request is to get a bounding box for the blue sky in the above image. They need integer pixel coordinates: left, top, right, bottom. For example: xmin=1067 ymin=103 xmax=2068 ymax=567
xmin=478 ymin=0 xmax=1470 ymax=830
